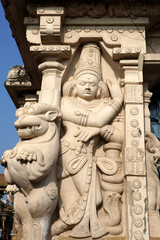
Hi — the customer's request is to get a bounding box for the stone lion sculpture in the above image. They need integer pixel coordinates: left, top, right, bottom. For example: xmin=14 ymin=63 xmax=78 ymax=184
xmin=1 ymin=102 xmax=61 ymax=240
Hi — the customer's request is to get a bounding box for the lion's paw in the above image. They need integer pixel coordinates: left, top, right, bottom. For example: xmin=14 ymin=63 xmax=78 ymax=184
xmin=16 ymin=150 xmax=37 ymax=163
xmin=1 ymin=149 xmax=17 ymax=166
xmin=5 ymin=184 xmax=19 ymax=194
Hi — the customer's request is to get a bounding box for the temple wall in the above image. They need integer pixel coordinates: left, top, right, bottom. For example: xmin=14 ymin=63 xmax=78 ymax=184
xmin=1 ymin=1 xmax=160 ymax=240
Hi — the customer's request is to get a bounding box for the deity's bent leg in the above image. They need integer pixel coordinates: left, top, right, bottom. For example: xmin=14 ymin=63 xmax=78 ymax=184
xmin=51 ymin=176 xmax=81 ymax=237
xmin=58 ymin=145 xmax=88 ymax=211
xmin=60 ymin=176 xmax=81 ymax=212
xmin=72 ymin=162 xmax=88 ymax=195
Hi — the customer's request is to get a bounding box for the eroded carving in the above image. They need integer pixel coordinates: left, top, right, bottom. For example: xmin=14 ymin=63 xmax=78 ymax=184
xmin=132 ymin=179 xmax=141 ymax=189
xmin=1 ymin=102 xmax=61 ymax=240
xmin=51 ymin=43 xmax=124 ymax=239
xmin=130 ymin=107 xmax=139 ymax=115
xmin=5 ymin=66 xmax=32 ymax=87
xmin=131 ymin=139 xmax=139 ymax=147
xmin=134 ymin=230 xmax=143 ymax=240
xmin=26 ymin=1 xmax=160 ymax=18
xmin=145 ymin=132 xmax=160 ymax=237
xmin=131 ymin=119 xmax=139 ymax=128
xmin=132 ymin=191 xmax=142 ymax=201
xmin=108 ymin=2 xmax=160 ymax=18
xmin=134 ymin=218 xmax=143 ymax=228
xmin=133 ymin=204 xmax=143 ymax=215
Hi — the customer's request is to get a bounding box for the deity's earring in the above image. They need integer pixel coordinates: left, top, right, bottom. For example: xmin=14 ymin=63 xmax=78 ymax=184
xmin=62 ymin=78 xmax=76 ymax=96
xmin=96 ymin=86 xmax=101 ymax=99
xmin=73 ymin=87 xmax=78 ymax=97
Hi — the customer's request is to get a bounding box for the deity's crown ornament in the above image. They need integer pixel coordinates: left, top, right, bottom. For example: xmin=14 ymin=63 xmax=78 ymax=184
xmin=74 ymin=43 xmax=101 ymax=80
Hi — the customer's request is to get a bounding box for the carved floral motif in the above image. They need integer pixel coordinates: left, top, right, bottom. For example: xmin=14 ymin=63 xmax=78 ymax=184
xmin=130 ymin=107 xmax=139 ymax=115
xmin=132 ymin=179 xmax=141 ymax=189
xmin=133 ymin=204 xmax=143 ymax=215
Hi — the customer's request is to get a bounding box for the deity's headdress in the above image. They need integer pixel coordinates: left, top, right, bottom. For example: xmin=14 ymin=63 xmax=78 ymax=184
xmin=63 ymin=43 xmax=109 ymax=98
xmin=74 ymin=43 xmax=101 ymax=81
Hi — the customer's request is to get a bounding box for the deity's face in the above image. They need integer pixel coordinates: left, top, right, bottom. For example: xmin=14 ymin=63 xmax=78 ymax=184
xmin=76 ymin=73 xmax=99 ymax=100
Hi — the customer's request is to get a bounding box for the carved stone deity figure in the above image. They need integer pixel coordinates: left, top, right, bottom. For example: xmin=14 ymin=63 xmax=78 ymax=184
xmin=52 ymin=43 xmax=124 ymax=239
xmin=145 ymin=132 xmax=160 ymax=237
xmin=1 ymin=103 xmax=61 ymax=240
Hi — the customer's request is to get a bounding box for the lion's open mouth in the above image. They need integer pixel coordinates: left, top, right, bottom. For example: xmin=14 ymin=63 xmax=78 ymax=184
xmin=17 ymin=125 xmax=41 ymax=133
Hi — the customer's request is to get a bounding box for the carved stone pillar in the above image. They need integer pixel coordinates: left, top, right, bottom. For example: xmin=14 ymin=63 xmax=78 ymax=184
xmin=38 ymin=61 xmax=65 ymax=107
xmin=121 ymin=58 xmax=149 ymax=240
xmin=27 ymin=7 xmax=73 ymax=108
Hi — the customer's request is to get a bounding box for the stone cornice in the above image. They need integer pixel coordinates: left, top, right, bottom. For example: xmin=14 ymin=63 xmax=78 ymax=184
xmin=25 ymin=0 xmax=160 ymax=18
xmin=1 ymin=0 xmax=160 ymax=107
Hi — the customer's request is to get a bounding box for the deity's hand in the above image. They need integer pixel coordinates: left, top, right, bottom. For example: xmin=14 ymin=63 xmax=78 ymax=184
xmin=105 ymin=78 xmax=123 ymax=102
xmin=74 ymin=126 xmax=100 ymax=142
xmin=101 ymin=124 xmax=115 ymax=141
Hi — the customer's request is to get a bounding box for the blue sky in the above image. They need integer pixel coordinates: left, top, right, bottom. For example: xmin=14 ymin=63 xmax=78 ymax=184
xmin=0 ymin=2 xmax=23 ymax=173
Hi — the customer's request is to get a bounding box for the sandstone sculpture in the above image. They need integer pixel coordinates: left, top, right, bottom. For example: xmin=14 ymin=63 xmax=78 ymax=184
xmin=1 ymin=102 xmax=61 ymax=240
xmin=51 ymin=43 xmax=124 ymax=239
xmin=2 ymin=0 xmax=160 ymax=239
xmin=2 ymin=40 xmax=157 ymax=240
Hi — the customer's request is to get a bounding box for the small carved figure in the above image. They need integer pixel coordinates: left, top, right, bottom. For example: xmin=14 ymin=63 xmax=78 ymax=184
xmin=6 ymin=65 xmax=31 ymax=85
xmin=1 ymin=102 xmax=61 ymax=240
xmin=145 ymin=132 xmax=160 ymax=237
xmin=51 ymin=43 xmax=124 ymax=239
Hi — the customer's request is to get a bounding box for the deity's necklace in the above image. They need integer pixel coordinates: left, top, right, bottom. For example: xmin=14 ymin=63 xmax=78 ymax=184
xmin=73 ymin=97 xmax=103 ymax=109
